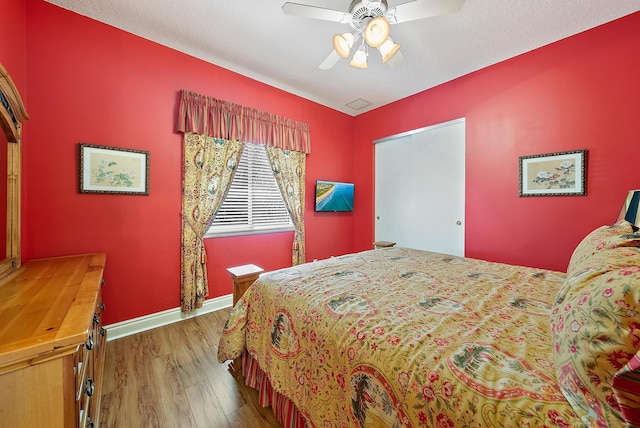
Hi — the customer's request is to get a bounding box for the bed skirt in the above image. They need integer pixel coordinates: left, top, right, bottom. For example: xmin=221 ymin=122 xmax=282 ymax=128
xmin=241 ymin=351 xmax=308 ymax=428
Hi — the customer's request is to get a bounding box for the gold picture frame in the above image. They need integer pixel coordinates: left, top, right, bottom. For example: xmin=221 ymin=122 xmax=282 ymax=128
xmin=79 ymin=143 xmax=149 ymax=195
xmin=519 ymin=149 xmax=586 ymax=197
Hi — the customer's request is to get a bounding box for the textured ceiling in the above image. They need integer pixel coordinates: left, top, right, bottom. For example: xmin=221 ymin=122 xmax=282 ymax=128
xmin=45 ymin=0 xmax=640 ymax=116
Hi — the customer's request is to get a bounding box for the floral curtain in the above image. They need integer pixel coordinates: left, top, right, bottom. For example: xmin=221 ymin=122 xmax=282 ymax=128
xmin=181 ymin=132 xmax=243 ymax=312
xmin=176 ymin=90 xmax=311 ymax=154
xmin=177 ymin=90 xmax=311 ymax=310
xmin=267 ymin=146 xmax=306 ymax=266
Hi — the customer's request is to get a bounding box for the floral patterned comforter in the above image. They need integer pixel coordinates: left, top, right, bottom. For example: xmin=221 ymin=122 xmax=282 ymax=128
xmin=218 ymin=248 xmax=584 ymax=427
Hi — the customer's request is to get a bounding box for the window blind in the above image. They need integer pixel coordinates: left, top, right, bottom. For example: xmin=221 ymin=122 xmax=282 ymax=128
xmin=206 ymin=143 xmax=293 ymax=237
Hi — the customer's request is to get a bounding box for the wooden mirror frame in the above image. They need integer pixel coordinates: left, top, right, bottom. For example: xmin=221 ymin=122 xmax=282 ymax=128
xmin=0 ymin=63 xmax=28 ymax=284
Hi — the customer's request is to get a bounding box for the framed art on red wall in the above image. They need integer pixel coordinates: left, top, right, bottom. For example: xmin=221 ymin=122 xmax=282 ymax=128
xmin=519 ymin=149 xmax=587 ymax=197
xmin=79 ymin=143 xmax=150 ymax=195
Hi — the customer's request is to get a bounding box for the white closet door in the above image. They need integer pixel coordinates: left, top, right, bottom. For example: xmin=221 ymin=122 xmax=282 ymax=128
xmin=375 ymin=118 xmax=465 ymax=256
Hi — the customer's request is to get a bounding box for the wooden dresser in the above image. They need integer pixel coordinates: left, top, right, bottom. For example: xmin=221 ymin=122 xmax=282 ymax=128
xmin=0 ymin=253 xmax=107 ymax=428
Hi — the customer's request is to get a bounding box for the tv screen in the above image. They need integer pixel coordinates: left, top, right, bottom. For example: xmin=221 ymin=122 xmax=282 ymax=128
xmin=315 ymin=180 xmax=354 ymax=212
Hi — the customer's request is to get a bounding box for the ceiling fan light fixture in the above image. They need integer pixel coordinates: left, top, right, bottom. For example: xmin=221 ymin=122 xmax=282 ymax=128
xmin=364 ymin=16 xmax=390 ymax=48
xmin=379 ymin=37 xmax=400 ymax=63
xmin=333 ymin=32 xmax=355 ymax=58
xmin=349 ymin=46 xmax=368 ymax=69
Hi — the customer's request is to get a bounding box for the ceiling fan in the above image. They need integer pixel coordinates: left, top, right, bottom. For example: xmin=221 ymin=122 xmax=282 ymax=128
xmin=282 ymin=0 xmax=465 ymax=70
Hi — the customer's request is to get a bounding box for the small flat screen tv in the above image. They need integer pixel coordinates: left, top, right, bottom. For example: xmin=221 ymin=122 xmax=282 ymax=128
xmin=315 ymin=180 xmax=354 ymax=212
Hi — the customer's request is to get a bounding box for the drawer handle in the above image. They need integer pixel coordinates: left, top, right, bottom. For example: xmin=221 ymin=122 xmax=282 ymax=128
xmin=87 ymin=418 xmax=95 ymax=428
xmin=100 ymin=327 xmax=106 ymax=337
xmin=93 ymin=313 xmax=100 ymax=325
xmin=85 ymin=336 xmax=94 ymax=351
xmin=100 ymin=302 xmax=106 ymax=311
xmin=85 ymin=377 xmax=94 ymax=397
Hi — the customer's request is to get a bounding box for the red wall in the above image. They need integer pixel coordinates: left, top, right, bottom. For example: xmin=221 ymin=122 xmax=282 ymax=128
xmin=353 ymin=11 xmax=640 ymax=272
xmin=21 ymin=0 xmax=355 ymax=324
xmin=6 ymin=0 xmax=640 ymax=324
xmin=0 ymin=0 xmax=26 ymax=94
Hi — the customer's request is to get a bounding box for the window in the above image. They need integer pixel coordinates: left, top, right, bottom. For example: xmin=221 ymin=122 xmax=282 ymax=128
xmin=206 ymin=142 xmax=293 ymax=237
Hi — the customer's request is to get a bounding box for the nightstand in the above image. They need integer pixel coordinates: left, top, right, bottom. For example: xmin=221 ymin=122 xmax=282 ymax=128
xmin=227 ymin=264 xmax=264 ymax=305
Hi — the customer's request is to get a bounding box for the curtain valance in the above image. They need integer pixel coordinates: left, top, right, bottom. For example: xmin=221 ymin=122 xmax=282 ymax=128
xmin=176 ymin=90 xmax=311 ymax=154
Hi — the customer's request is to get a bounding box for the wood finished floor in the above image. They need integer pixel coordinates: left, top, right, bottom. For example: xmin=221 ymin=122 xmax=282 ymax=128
xmin=99 ymin=308 xmax=282 ymax=428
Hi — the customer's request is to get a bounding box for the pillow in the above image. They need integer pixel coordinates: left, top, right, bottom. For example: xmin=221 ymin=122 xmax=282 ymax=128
xmin=566 ymin=221 xmax=640 ymax=278
xmin=551 ymin=223 xmax=640 ymax=427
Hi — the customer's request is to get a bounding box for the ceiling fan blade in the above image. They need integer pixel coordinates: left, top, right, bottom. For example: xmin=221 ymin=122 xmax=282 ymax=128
xmin=386 ymin=50 xmax=405 ymax=69
xmin=390 ymin=0 xmax=464 ymax=24
xmin=282 ymin=3 xmax=352 ymax=23
xmin=319 ymin=50 xmax=341 ymax=70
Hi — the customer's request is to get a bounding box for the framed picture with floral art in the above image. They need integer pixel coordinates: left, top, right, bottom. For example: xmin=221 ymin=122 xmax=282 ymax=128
xmin=79 ymin=143 xmax=150 ymax=195
xmin=518 ymin=149 xmax=586 ymax=197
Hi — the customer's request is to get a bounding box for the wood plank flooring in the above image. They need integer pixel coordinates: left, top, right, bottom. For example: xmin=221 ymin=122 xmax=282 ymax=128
xmin=99 ymin=308 xmax=282 ymax=427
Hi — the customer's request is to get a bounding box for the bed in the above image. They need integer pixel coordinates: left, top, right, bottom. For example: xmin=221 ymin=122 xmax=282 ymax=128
xmin=218 ymin=221 xmax=640 ymax=427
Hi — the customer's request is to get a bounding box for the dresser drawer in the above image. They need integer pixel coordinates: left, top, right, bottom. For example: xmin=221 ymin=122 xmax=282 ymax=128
xmin=76 ymin=341 xmax=94 ymax=428
xmin=88 ymin=286 xmax=107 ymax=426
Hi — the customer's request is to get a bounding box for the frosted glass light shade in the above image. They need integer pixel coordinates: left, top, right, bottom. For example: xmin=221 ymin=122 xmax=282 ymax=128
xmin=379 ymin=37 xmax=400 ymax=63
xmin=364 ymin=17 xmax=390 ymax=48
xmin=333 ymin=32 xmax=355 ymax=58
xmin=349 ymin=46 xmax=368 ymax=69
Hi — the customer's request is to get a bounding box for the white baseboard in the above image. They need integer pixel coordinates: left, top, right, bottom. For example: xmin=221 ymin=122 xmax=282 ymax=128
xmin=104 ymin=294 xmax=233 ymax=341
